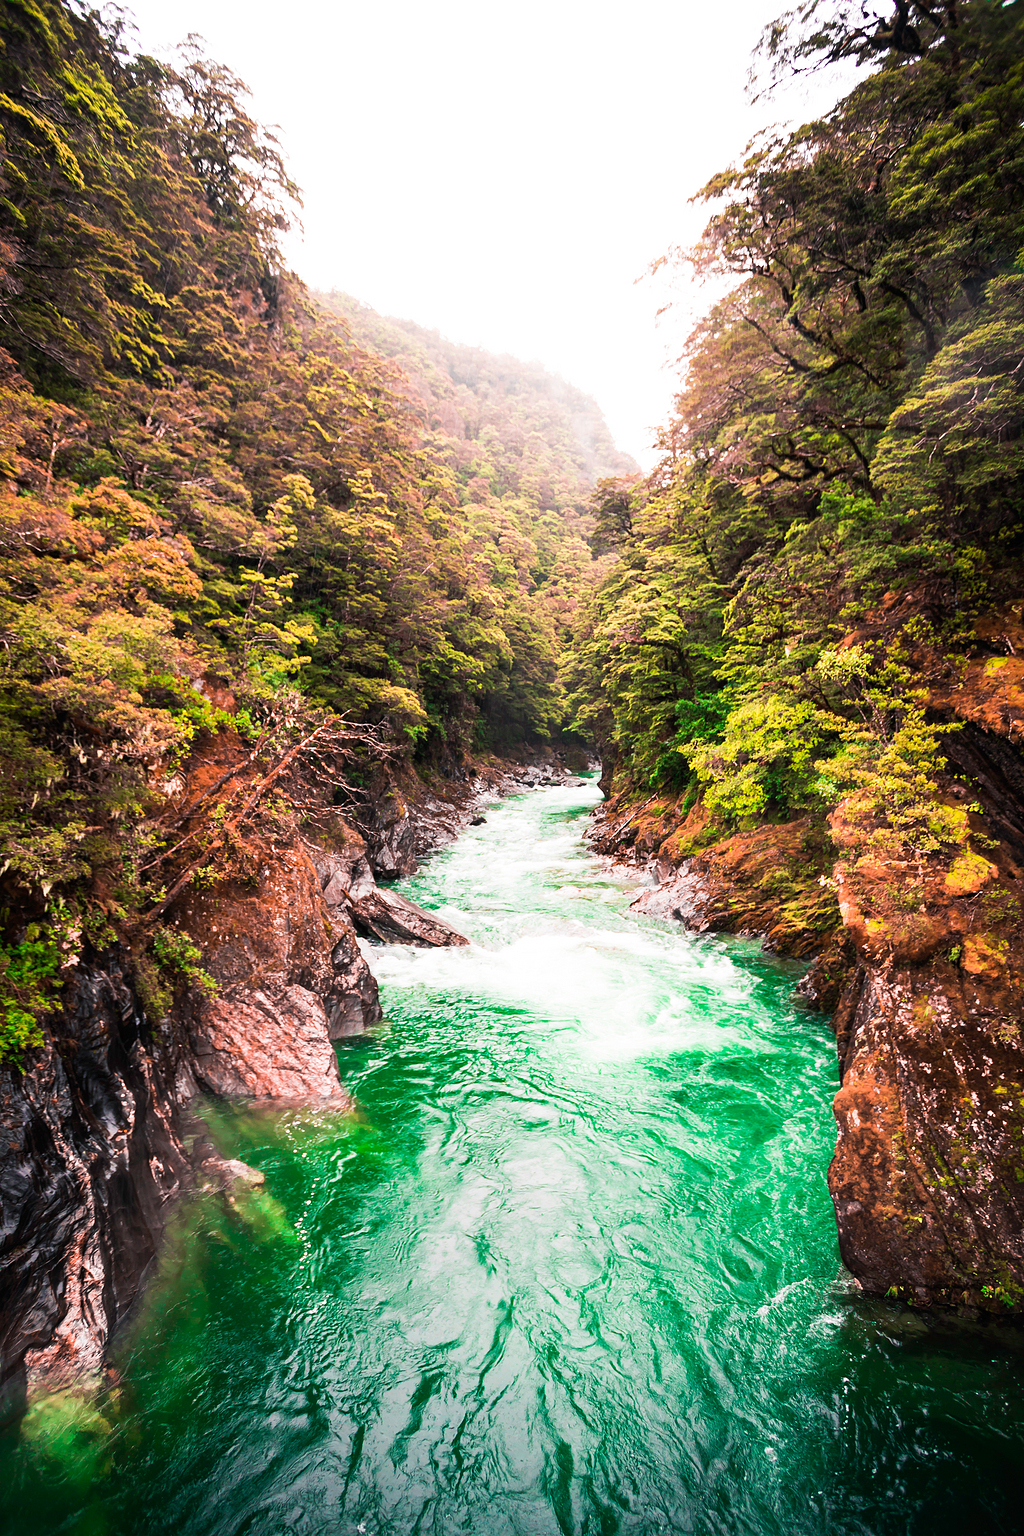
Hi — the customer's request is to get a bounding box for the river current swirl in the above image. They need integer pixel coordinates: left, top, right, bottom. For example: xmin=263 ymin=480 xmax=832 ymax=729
xmin=4 ymin=778 xmax=1024 ymax=1535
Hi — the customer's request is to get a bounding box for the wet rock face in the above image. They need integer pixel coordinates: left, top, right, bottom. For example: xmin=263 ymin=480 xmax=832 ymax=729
xmin=830 ymin=963 xmax=1024 ymax=1307
xmin=0 ymin=954 xmax=192 ymax=1416
xmin=348 ymin=889 xmax=469 ymax=948
xmin=174 ymin=838 xmax=383 ymax=1098
xmin=628 ymin=863 xmax=709 ymax=925
xmin=309 ymin=818 xmax=469 ymax=948
xmin=597 ymin=804 xmax=841 ymax=962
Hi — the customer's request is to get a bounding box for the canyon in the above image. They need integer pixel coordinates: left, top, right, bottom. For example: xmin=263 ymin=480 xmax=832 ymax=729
xmin=0 ymin=742 xmax=577 ymax=1417
xmin=5 ymin=679 xmax=1023 ymax=1428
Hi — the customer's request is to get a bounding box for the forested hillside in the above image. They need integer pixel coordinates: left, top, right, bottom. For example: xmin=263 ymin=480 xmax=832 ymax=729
xmin=0 ymin=0 xmax=618 ymax=1061
xmin=316 ymin=294 xmax=636 ymax=744
xmin=570 ymin=0 xmax=1024 ymax=862
xmin=569 ymin=0 xmax=1024 ymax=1309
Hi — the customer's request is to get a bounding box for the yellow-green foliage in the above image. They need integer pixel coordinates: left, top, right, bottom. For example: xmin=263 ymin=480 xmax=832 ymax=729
xmin=568 ymin=2 xmax=1024 ymax=820
xmin=945 ymin=850 xmax=996 ymax=896
xmin=0 ymin=926 xmax=59 ymax=1066
xmin=684 ymin=696 xmax=829 ymax=824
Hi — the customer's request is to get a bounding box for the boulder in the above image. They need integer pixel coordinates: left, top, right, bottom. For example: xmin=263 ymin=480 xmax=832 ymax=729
xmin=175 ymin=839 xmax=383 ymax=1100
xmin=190 ymin=986 xmax=346 ymax=1100
xmin=348 ymin=888 xmax=469 ymax=948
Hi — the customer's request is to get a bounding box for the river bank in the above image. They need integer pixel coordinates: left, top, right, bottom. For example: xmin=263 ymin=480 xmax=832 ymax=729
xmin=4 ymin=778 xmax=1024 ymax=1535
xmin=0 ymin=741 xmax=584 ymax=1421
xmin=589 ymin=753 xmax=1024 ymax=1315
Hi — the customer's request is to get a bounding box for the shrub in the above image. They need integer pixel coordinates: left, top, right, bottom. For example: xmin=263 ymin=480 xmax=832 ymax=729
xmin=0 ymin=928 xmax=60 ymax=1068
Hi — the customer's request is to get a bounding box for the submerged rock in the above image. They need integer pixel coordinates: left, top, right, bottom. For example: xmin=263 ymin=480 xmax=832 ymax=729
xmin=197 ymin=1154 xmax=265 ymax=1191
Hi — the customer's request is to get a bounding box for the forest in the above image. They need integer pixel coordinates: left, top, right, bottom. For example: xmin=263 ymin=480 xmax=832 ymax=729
xmin=0 ymin=0 xmax=631 ymax=1060
xmin=1 ymin=0 xmax=1023 ymax=1064
xmin=568 ymin=0 xmax=1024 ymax=896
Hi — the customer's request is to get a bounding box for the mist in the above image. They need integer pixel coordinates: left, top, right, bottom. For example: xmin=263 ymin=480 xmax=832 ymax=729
xmin=124 ymin=0 xmax=852 ymax=465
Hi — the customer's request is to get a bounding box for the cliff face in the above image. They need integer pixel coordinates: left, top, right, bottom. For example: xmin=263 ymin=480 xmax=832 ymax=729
xmin=0 ymin=808 xmax=383 ymax=1417
xmin=0 ymin=740 xmax=568 ymax=1413
xmin=175 ymin=836 xmax=381 ymax=1102
xmin=0 ymin=756 xmax=429 ymax=1414
xmin=0 ymin=951 xmax=194 ymax=1417
xmin=594 ymin=655 xmax=1024 ymax=1313
xmin=826 ymin=740 xmax=1024 ymax=1309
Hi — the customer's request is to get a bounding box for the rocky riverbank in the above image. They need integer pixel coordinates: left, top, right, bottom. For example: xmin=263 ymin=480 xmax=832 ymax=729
xmin=0 ymin=738 xmax=582 ymax=1418
xmin=591 ymin=669 xmax=1024 ymax=1314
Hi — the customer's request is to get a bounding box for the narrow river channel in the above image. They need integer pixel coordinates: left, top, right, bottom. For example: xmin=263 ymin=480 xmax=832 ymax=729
xmin=4 ymin=778 xmax=1024 ymax=1535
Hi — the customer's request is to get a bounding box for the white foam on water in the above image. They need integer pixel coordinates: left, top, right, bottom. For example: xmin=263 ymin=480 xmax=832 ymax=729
xmin=364 ymin=782 xmax=766 ymax=1063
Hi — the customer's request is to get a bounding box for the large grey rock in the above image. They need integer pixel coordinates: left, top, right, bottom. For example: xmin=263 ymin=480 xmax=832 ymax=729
xmin=348 ymin=888 xmax=469 ymax=948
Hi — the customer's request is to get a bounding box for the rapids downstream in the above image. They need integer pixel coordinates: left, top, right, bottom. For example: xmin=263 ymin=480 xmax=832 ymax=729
xmin=4 ymin=778 xmax=1024 ymax=1534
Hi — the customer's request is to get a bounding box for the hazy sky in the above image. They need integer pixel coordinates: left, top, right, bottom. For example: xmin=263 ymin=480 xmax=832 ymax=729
xmin=124 ymin=0 xmax=851 ymax=467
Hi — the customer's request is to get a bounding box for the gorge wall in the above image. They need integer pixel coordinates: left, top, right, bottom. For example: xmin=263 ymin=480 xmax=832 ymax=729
xmin=592 ymin=627 xmax=1024 ymax=1313
xmin=0 ymin=742 xmax=576 ymax=1418
xmin=3 ymin=0 xmax=1024 ymax=1430
xmin=560 ymin=1 xmax=1024 ymax=1318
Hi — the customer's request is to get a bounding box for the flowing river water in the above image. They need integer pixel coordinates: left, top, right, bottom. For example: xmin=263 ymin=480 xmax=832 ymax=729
xmin=4 ymin=778 xmax=1024 ymax=1535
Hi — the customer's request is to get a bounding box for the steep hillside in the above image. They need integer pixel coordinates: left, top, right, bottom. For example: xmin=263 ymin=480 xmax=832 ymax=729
xmin=0 ymin=0 xmax=629 ymax=1070
xmin=316 ymin=294 xmax=637 ymax=741
xmin=319 ymin=294 xmax=634 ymax=495
xmin=576 ymin=0 xmax=1024 ymax=1311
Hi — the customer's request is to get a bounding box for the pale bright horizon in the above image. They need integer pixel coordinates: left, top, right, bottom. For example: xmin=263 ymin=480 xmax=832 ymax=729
xmin=124 ymin=0 xmax=853 ymax=469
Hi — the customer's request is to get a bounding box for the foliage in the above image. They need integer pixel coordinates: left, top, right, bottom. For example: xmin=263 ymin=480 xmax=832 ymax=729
xmin=0 ymin=926 xmax=59 ymax=1066
xmin=151 ymin=924 xmax=217 ymax=997
xmin=571 ymin=0 xmax=1024 ymax=867
xmin=314 ymin=294 xmax=636 ymax=757
xmin=0 ymin=0 xmax=629 ymax=1063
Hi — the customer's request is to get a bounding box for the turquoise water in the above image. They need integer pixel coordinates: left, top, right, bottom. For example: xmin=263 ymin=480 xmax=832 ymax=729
xmin=4 ymin=779 xmax=1024 ymax=1535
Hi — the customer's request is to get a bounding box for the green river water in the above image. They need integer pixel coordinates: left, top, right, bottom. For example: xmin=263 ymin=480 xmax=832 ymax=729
xmin=4 ymin=778 xmax=1024 ymax=1535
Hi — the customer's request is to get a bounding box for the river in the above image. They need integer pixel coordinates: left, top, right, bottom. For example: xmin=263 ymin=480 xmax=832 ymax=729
xmin=4 ymin=777 xmax=1024 ymax=1534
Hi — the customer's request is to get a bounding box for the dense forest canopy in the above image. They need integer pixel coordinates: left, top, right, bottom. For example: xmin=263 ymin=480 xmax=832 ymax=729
xmin=0 ymin=0 xmax=623 ymax=1059
xmin=315 ymin=294 xmax=636 ymax=746
xmin=1 ymin=0 xmax=1021 ymax=1063
xmin=569 ymin=0 xmax=1024 ymax=852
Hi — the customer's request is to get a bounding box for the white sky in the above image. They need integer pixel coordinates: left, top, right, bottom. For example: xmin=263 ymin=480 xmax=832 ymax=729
xmin=124 ymin=0 xmax=851 ymax=468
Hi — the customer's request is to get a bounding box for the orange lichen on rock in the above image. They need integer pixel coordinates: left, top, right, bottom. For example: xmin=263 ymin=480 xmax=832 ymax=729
xmin=930 ymin=607 xmax=1024 ymax=742
xmin=593 ymin=793 xmax=841 ymax=961
xmin=829 ymin=965 xmax=1024 ymax=1310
